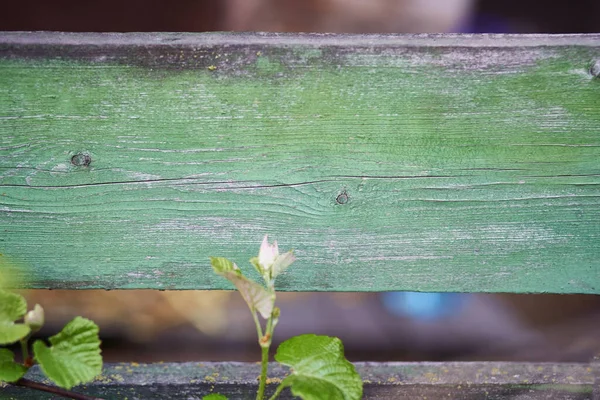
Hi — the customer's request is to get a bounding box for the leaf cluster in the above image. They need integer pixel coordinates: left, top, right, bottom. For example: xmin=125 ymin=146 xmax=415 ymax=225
xmin=0 ymin=289 xmax=102 ymax=390
xmin=206 ymin=237 xmax=362 ymax=400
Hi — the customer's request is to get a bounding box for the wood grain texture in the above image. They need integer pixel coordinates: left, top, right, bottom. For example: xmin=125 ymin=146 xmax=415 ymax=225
xmin=1 ymin=33 xmax=599 ymax=292
xmin=1 ymin=361 xmax=596 ymax=399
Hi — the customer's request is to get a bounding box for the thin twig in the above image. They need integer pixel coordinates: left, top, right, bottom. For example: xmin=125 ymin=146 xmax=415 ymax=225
xmin=267 ymin=383 xmax=285 ymax=400
xmin=14 ymin=378 xmax=105 ymax=400
xmin=252 ymin=310 xmax=264 ymax=340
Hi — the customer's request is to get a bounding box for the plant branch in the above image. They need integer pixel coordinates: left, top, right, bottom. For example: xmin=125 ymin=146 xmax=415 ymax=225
xmin=256 ymin=345 xmax=270 ymax=400
xmin=20 ymin=336 xmax=30 ymax=366
xmin=14 ymin=378 xmax=105 ymax=400
xmin=20 ymin=338 xmax=28 ymax=360
xmin=257 ymin=304 xmax=278 ymax=400
xmin=252 ymin=310 xmax=264 ymax=340
xmin=265 ymin=313 xmax=273 ymax=339
xmin=267 ymin=383 xmax=286 ymax=400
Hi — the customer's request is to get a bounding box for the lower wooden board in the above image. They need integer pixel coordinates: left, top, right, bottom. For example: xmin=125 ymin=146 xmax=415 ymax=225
xmin=1 ymin=362 xmax=597 ymax=399
xmin=1 ymin=33 xmax=600 ymax=292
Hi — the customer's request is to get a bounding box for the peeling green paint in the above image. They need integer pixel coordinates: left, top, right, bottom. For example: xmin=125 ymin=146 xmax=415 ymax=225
xmin=0 ymin=33 xmax=599 ymax=292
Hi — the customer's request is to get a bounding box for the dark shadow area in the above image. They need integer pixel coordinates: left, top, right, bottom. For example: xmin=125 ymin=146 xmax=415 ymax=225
xmin=1 ymin=0 xmax=224 ymax=32
xmin=2 ymin=0 xmax=599 ymax=33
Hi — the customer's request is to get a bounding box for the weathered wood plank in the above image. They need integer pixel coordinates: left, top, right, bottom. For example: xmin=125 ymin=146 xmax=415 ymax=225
xmin=1 ymin=33 xmax=599 ymax=292
xmin=1 ymin=362 xmax=596 ymax=399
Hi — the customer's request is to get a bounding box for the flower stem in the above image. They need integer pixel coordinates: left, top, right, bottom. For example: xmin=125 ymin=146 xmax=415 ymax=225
xmin=20 ymin=337 xmax=29 ymax=361
xmin=252 ymin=310 xmax=264 ymax=340
xmin=20 ymin=336 xmax=33 ymax=367
xmin=257 ymin=308 xmax=275 ymax=400
xmin=265 ymin=313 xmax=273 ymax=336
xmin=256 ymin=344 xmax=270 ymax=400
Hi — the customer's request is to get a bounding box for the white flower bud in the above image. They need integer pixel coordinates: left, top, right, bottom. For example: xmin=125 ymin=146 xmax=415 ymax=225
xmin=24 ymin=304 xmax=44 ymax=332
xmin=258 ymin=235 xmax=279 ymax=271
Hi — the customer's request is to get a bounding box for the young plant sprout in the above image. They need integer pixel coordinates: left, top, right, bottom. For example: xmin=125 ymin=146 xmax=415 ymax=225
xmin=208 ymin=236 xmax=362 ymax=400
xmin=1 ymin=238 xmax=361 ymax=400
xmin=0 ymin=267 xmax=103 ymax=400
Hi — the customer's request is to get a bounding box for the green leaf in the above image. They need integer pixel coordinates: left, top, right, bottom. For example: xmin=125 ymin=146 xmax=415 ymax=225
xmin=33 ymin=317 xmax=102 ymax=389
xmin=249 ymin=257 xmax=263 ymax=277
xmin=202 ymin=394 xmax=228 ymax=400
xmin=0 ymin=349 xmax=27 ymax=383
xmin=0 ymin=267 xmax=9 ymax=290
xmin=210 ymin=257 xmax=274 ymax=319
xmin=275 ymin=334 xmax=362 ymax=400
xmin=0 ymin=255 xmax=21 ymax=290
xmin=0 ymin=289 xmax=30 ymax=345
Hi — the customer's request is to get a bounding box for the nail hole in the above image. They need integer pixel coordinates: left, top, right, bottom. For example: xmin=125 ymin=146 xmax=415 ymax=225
xmin=336 ymin=191 xmax=349 ymax=205
xmin=71 ymin=153 xmax=91 ymax=167
xmin=590 ymin=60 xmax=600 ymax=78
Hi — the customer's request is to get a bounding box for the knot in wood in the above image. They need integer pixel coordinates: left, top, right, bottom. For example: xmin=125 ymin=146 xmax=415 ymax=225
xmin=71 ymin=153 xmax=91 ymax=167
xmin=336 ymin=191 xmax=349 ymax=205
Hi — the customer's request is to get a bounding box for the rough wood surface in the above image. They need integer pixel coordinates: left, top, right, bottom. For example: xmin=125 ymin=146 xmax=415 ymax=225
xmin=1 ymin=361 xmax=596 ymax=399
xmin=1 ymin=33 xmax=599 ymax=292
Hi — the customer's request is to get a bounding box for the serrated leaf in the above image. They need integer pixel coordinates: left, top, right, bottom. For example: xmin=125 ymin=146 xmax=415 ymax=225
xmin=210 ymin=257 xmax=274 ymax=319
xmin=202 ymin=394 xmax=228 ymax=400
xmin=0 ymin=349 xmax=27 ymax=383
xmin=0 ymin=289 xmax=30 ymax=345
xmin=275 ymin=334 xmax=362 ymax=400
xmin=33 ymin=317 xmax=102 ymax=389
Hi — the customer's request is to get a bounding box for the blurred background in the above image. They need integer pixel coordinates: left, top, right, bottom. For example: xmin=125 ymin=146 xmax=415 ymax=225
xmin=1 ymin=0 xmax=600 ymax=33
xmin=2 ymin=0 xmax=600 ymax=364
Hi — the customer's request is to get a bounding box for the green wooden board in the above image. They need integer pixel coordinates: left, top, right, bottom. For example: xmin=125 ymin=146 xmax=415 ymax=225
xmin=1 ymin=361 xmax=596 ymax=399
xmin=1 ymin=33 xmax=599 ymax=292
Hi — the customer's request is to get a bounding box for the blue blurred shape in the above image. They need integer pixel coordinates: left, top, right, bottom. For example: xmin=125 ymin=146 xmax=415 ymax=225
xmin=381 ymin=292 xmax=468 ymax=321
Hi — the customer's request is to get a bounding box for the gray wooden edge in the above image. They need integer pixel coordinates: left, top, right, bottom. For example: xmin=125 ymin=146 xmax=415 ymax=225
xmin=2 ymin=361 xmax=598 ymax=399
xmin=2 ymin=31 xmax=600 ymax=47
